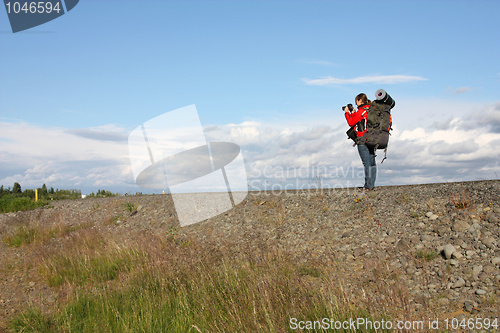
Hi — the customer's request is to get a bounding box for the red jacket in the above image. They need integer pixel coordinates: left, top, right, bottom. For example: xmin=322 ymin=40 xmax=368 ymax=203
xmin=345 ymin=104 xmax=369 ymax=138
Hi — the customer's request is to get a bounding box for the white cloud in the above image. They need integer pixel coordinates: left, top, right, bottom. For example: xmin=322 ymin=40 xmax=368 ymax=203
xmin=469 ymin=102 xmax=500 ymax=133
xmin=67 ymin=124 xmax=128 ymax=142
xmin=302 ymin=75 xmax=428 ymax=86
xmin=0 ymin=121 xmax=134 ymax=193
xmin=205 ymin=100 xmax=500 ymax=188
xmin=446 ymin=86 xmax=473 ymax=95
xmin=1 ymin=99 xmax=499 ymax=194
xmin=428 ymin=140 xmax=479 ymax=155
xmin=387 ymin=101 xmax=500 ymax=184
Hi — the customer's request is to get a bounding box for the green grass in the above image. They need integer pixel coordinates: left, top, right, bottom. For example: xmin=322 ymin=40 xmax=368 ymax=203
xmin=124 ymin=202 xmax=136 ymax=212
xmin=3 ymin=222 xmax=93 ymax=248
xmin=3 ymin=225 xmax=38 ymax=247
xmin=44 ymin=254 xmax=133 ymax=287
xmin=9 ymin=229 xmax=391 ymax=333
xmin=40 ymin=230 xmax=139 ymax=287
xmin=417 ymin=249 xmax=439 ymax=261
xmin=5 ymin=195 xmax=401 ymax=333
xmin=298 ymin=264 xmax=322 ymax=277
xmin=12 ymin=257 xmax=388 ymax=333
xmin=0 ymin=196 xmax=46 ymax=213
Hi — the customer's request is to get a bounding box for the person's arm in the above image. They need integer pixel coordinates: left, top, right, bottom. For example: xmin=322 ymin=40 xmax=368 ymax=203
xmin=345 ymin=108 xmax=365 ymax=126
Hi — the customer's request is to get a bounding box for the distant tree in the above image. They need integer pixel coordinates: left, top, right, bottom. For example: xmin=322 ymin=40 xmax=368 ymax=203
xmin=50 ymin=187 xmax=55 ymax=194
xmin=39 ymin=184 xmax=48 ymax=199
xmin=23 ymin=189 xmax=36 ymax=199
xmin=12 ymin=182 xmax=22 ymax=194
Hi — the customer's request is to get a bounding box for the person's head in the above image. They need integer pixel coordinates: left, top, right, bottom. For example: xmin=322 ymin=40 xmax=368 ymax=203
xmin=355 ymin=93 xmax=371 ymax=106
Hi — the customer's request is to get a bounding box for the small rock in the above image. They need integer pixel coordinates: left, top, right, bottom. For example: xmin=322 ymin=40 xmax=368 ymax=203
xmin=483 ymin=265 xmax=496 ymax=274
xmin=353 ymin=247 xmax=368 ymax=257
xmin=442 ymin=244 xmax=456 ymax=259
xmin=492 ymin=257 xmax=500 ymax=265
xmin=434 ymin=225 xmax=449 ymax=236
xmin=472 ymin=265 xmax=483 ymax=276
xmin=421 ymin=234 xmax=433 ymax=243
xmin=467 ymin=223 xmax=481 ymax=233
xmin=475 ymin=289 xmax=487 ymax=295
xmin=451 ymin=251 xmax=463 ymax=259
xmin=487 ymin=213 xmax=498 ymax=224
xmin=395 ymin=239 xmax=410 ymax=252
xmin=426 ymin=212 xmax=434 ymax=218
xmin=399 ymin=256 xmax=407 ymax=267
xmin=466 ymin=250 xmax=476 ymax=258
xmin=478 ymin=272 xmax=490 ymax=281
xmin=453 ymin=220 xmax=470 ymax=232
xmin=464 ymin=300 xmax=474 ymax=312
xmin=482 ymin=236 xmax=496 ymax=249
xmin=451 ymin=277 xmax=466 ymax=289
xmin=437 ymin=298 xmax=450 ymax=306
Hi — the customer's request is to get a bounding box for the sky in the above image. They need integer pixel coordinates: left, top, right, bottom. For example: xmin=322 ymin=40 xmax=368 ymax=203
xmin=1 ymin=0 xmax=499 ymax=195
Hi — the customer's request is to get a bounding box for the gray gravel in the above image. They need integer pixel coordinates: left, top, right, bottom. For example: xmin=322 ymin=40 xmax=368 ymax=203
xmin=1 ymin=180 xmax=499 ymax=324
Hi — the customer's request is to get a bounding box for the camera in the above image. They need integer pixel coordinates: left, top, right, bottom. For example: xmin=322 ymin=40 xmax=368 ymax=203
xmin=342 ymin=104 xmax=354 ymax=112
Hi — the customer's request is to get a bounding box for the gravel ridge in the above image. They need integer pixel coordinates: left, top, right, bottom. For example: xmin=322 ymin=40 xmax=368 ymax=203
xmin=0 ymin=180 xmax=499 ymax=328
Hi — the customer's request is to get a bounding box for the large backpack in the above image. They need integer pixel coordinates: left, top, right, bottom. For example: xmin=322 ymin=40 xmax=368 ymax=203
xmin=364 ymin=89 xmax=395 ymax=162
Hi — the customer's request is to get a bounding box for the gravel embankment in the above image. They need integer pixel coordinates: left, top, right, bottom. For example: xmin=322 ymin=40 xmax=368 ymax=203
xmin=0 ymin=180 xmax=499 ymax=328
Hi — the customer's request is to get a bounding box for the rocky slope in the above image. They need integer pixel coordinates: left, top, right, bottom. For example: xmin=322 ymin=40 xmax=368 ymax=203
xmin=0 ymin=180 xmax=499 ymax=330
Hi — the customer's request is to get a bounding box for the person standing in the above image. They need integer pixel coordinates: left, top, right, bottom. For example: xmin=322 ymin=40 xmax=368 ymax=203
xmin=344 ymin=93 xmax=376 ymax=190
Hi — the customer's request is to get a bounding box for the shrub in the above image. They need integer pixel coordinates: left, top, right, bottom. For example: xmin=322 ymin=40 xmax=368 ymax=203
xmin=0 ymin=196 xmax=46 ymax=213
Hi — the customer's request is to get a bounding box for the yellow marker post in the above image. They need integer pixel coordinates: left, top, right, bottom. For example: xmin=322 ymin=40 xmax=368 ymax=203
xmin=35 ymin=189 xmax=38 ymax=202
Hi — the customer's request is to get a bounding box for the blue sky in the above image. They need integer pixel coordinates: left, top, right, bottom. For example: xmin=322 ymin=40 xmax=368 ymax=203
xmin=1 ymin=0 xmax=499 ymax=194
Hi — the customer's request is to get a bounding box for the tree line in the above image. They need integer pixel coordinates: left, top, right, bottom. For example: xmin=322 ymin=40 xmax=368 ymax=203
xmin=0 ymin=182 xmax=123 ymax=213
xmin=0 ymin=182 xmax=82 ymax=200
xmin=0 ymin=183 xmax=123 ymax=200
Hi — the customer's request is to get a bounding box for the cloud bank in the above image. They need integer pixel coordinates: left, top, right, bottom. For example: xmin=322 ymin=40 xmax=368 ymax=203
xmin=1 ymin=102 xmax=499 ymax=194
xmin=0 ymin=121 xmax=133 ymax=193
xmin=302 ymin=75 xmax=428 ymax=86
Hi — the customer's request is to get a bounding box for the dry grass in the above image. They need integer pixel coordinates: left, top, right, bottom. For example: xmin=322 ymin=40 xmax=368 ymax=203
xmin=2 ymin=193 xmax=441 ymax=332
xmin=5 ymin=219 xmax=402 ymax=332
